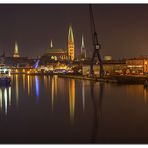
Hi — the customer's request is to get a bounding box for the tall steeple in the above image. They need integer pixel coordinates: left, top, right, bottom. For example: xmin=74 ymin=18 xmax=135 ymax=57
xmin=13 ymin=42 xmax=20 ymax=58
xmin=81 ymin=35 xmax=86 ymax=59
xmin=68 ymin=25 xmax=75 ymax=60
xmin=50 ymin=40 xmax=53 ymax=49
xmin=81 ymin=35 xmax=85 ymax=53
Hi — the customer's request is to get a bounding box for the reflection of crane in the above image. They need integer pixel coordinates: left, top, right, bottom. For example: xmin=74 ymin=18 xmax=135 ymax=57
xmin=89 ymin=5 xmax=104 ymax=78
xmin=90 ymin=81 xmax=104 ymax=143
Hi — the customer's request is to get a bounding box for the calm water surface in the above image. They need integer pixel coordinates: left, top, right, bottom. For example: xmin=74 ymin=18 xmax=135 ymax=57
xmin=0 ymin=75 xmax=148 ymax=143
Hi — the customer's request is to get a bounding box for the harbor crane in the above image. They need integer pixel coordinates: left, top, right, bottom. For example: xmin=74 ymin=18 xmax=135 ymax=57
xmin=89 ymin=5 xmax=104 ymax=78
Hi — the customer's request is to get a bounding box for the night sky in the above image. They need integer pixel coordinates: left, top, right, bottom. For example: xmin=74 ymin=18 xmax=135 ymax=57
xmin=0 ymin=4 xmax=148 ymax=59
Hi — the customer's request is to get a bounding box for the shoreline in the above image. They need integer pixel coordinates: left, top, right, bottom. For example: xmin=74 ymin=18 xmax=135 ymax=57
xmin=56 ymin=74 xmax=148 ymax=84
xmin=11 ymin=73 xmax=148 ymax=84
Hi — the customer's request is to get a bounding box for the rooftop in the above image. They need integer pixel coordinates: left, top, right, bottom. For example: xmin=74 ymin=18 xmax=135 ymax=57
xmin=46 ymin=48 xmax=66 ymax=53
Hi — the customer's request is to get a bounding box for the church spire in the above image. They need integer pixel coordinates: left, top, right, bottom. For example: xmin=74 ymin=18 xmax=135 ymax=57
xmin=13 ymin=42 xmax=20 ymax=58
xmin=81 ymin=35 xmax=85 ymax=53
xmin=50 ymin=40 xmax=53 ymax=48
xmin=81 ymin=35 xmax=86 ymax=59
xmin=68 ymin=25 xmax=75 ymax=60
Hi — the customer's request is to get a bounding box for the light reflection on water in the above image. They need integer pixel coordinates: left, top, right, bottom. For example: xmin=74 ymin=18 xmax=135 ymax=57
xmin=0 ymin=86 xmax=11 ymax=115
xmin=0 ymin=75 xmax=148 ymax=143
xmin=35 ymin=76 xmax=39 ymax=104
xmin=69 ymin=79 xmax=75 ymax=123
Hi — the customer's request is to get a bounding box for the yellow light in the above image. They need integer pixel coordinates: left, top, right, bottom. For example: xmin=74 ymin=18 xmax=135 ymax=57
xmin=16 ymin=75 xmax=19 ymax=106
xmin=69 ymin=79 xmax=75 ymax=124
xmin=4 ymin=88 xmax=7 ymax=115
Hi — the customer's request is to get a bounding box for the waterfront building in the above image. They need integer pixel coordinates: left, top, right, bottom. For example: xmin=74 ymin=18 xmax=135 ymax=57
xmin=104 ymin=56 xmax=112 ymax=61
xmin=82 ymin=60 xmax=126 ymax=76
xmin=0 ymin=43 xmax=34 ymax=68
xmin=68 ymin=26 xmax=75 ymax=60
xmin=126 ymin=57 xmax=148 ymax=74
xmin=13 ymin=42 xmax=20 ymax=58
xmin=80 ymin=35 xmax=86 ymax=60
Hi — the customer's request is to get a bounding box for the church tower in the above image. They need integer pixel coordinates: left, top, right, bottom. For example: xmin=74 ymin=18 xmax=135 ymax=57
xmin=68 ymin=25 xmax=75 ymax=60
xmin=13 ymin=42 xmax=20 ymax=58
xmin=50 ymin=40 xmax=53 ymax=49
xmin=81 ymin=35 xmax=86 ymax=59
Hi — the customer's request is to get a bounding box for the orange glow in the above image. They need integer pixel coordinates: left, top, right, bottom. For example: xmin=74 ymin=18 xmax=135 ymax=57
xmin=69 ymin=79 xmax=75 ymax=123
xmin=16 ymin=75 xmax=19 ymax=106
xmin=82 ymin=81 xmax=85 ymax=112
xmin=27 ymin=75 xmax=30 ymax=96
xmin=51 ymin=77 xmax=54 ymax=111
xmin=23 ymin=74 xmax=25 ymax=90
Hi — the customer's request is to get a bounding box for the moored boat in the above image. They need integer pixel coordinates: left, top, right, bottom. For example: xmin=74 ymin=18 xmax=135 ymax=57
xmin=0 ymin=64 xmax=11 ymax=86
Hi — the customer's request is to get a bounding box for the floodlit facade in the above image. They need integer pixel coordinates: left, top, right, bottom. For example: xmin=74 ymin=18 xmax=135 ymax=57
xmin=68 ymin=26 xmax=75 ymax=60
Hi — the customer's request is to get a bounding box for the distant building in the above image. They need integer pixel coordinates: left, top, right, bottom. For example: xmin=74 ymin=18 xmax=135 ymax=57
xmin=82 ymin=59 xmax=126 ymax=76
xmin=42 ymin=40 xmax=67 ymax=61
xmin=0 ymin=43 xmax=35 ymax=67
xmin=104 ymin=56 xmax=112 ymax=61
xmin=68 ymin=26 xmax=75 ymax=60
xmin=126 ymin=57 xmax=148 ymax=74
xmin=13 ymin=42 xmax=20 ymax=58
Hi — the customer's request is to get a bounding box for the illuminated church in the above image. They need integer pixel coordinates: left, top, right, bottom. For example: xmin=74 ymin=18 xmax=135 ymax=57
xmin=68 ymin=25 xmax=75 ymax=60
xmin=43 ymin=40 xmax=67 ymax=61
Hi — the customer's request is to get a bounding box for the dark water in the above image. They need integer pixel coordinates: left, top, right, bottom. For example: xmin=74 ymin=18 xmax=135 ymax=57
xmin=0 ymin=75 xmax=148 ymax=143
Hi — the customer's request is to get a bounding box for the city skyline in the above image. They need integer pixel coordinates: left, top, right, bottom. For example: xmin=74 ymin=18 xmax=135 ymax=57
xmin=0 ymin=4 xmax=148 ymax=59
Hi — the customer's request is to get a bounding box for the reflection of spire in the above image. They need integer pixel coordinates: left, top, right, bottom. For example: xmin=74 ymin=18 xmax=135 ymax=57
xmin=23 ymin=74 xmax=25 ymax=91
xmin=69 ymin=79 xmax=75 ymax=124
xmin=51 ymin=76 xmax=58 ymax=111
xmin=82 ymin=81 xmax=85 ymax=112
xmin=51 ymin=77 xmax=54 ymax=111
xmin=16 ymin=75 xmax=19 ymax=106
xmin=44 ymin=76 xmax=48 ymax=88
xmin=4 ymin=88 xmax=7 ymax=115
xmin=13 ymin=42 xmax=20 ymax=58
xmin=9 ymin=87 xmax=11 ymax=107
xmin=50 ymin=40 xmax=53 ymax=48
xmin=27 ymin=75 xmax=30 ymax=96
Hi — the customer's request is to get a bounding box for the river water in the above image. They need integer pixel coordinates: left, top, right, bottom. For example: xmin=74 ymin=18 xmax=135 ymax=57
xmin=0 ymin=75 xmax=148 ymax=144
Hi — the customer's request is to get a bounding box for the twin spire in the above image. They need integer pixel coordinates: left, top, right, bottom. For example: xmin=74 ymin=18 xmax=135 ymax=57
xmin=81 ymin=35 xmax=86 ymax=59
xmin=49 ymin=25 xmax=86 ymax=60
